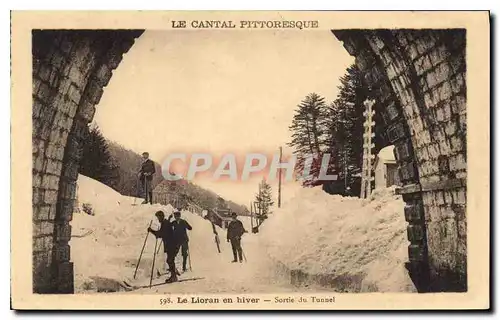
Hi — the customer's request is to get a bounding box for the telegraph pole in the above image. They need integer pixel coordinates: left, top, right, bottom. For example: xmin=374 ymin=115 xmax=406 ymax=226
xmin=344 ymin=105 xmax=348 ymax=193
xmin=278 ymin=146 xmax=282 ymax=208
xmin=250 ymin=201 xmax=254 ymax=230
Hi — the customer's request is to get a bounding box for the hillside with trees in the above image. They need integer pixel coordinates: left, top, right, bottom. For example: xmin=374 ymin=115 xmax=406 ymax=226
xmin=79 ymin=124 xmax=119 ymax=191
xmin=154 ymin=179 xmax=249 ymax=215
xmin=106 ymin=141 xmax=163 ymax=197
xmin=79 ymin=124 xmax=163 ymax=196
xmin=79 ymin=124 xmax=248 ymax=213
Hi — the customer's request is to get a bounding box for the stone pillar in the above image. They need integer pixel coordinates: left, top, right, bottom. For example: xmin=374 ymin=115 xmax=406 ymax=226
xmin=332 ymin=29 xmax=467 ymax=292
xmin=32 ymin=30 xmax=143 ymax=293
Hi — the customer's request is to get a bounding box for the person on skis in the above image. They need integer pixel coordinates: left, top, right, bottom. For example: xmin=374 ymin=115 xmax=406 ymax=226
xmin=138 ymin=152 xmax=155 ymax=204
xmin=226 ymin=212 xmax=247 ymax=263
xmin=172 ymin=211 xmax=193 ymax=272
xmin=147 ymin=210 xmax=179 ymax=283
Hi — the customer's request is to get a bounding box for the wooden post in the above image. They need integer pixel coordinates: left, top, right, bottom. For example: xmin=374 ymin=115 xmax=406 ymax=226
xmin=361 ymin=99 xmax=376 ymax=199
xmin=250 ymin=202 xmax=254 ymax=230
xmin=278 ymin=146 xmax=282 ymax=208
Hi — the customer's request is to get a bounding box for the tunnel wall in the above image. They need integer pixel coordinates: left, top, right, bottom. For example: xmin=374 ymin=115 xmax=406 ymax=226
xmin=32 ymin=30 xmax=143 ymax=293
xmin=333 ymin=29 xmax=467 ymax=292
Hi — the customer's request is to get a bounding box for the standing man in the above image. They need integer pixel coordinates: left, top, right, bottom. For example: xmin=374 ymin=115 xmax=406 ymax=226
xmin=148 ymin=211 xmax=179 ymax=283
xmin=227 ymin=212 xmax=247 ymax=263
xmin=172 ymin=211 xmax=193 ymax=272
xmin=138 ymin=152 xmax=155 ymax=204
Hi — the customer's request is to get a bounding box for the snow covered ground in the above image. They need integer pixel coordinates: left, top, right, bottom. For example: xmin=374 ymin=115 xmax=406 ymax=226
xmin=259 ymin=186 xmax=416 ymax=292
xmin=71 ymin=174 xmax=415 ymax=294
xmin=71 ymin=175 xmax=301 ymax=293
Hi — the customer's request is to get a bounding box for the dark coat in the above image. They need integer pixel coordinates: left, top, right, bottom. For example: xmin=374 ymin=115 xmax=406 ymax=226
xmin=150 ymin=217 xmax=175 ymax=251
xmin=139 ymin=159 xmax=156 ymax=181
xmin=227 ymin=219 xmax=246 ymax=240
xmin=172 ymin=219 xmax=193 ymax=243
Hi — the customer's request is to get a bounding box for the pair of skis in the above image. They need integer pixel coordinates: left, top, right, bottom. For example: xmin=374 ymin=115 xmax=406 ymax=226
xmin=211 ymin=221 xmax=222 ymax=253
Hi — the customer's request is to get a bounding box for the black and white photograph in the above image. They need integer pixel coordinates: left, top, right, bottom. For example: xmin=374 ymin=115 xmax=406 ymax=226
xmin=10 ymin=10 xmax=489 ymax=310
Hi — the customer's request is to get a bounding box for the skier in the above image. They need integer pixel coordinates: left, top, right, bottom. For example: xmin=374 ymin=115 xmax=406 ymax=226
xmin=147 ymin=210 xmax=180 ymax=283
xmin=138 ymin=152 xmax=155 ymax=204
xmin=172 ymin=211 xmax=193 ymax=272
xmin=226 ymin=212 xmax=247 ymax=263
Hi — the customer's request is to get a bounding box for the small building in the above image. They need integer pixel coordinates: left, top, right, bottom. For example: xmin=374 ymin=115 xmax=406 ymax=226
xmin=216 ymin=209 xmax=233 ymax=229
xmin=374 ymin=145 xmax=401 ymax=189
xmin=204 ymin=208 xmax=222 ymax=228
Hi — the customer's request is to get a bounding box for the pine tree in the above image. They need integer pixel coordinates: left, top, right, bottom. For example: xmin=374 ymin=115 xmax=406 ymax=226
xmin=254 ymin=178 xmax=274 ymax=225
xmin=288 ymin=93 xmax=329 ymax=185
xmin=79 ymin=123 xmax=119 ymax=189
xmin=323 ymin=64 xmax=371 ymax=195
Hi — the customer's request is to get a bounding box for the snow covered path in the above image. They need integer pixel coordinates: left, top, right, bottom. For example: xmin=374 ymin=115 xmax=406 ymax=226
xmin=128 ymin=231 xmax=309 ymax=294
xmin=72 ymin=201 xmax=317 ymax=294
xmin=71 ymin=175 xmax=309 ymax=293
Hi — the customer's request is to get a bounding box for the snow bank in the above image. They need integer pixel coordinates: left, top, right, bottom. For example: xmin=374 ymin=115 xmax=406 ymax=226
xmin=75 ymin=174 xmax=138 ymax=216
xmin=259 ymin=186 xmax=416 ymax=292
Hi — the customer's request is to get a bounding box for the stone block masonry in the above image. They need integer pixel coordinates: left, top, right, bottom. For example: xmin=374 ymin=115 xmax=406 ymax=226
xmin=32 ymin=30 xmax=143 ymax=293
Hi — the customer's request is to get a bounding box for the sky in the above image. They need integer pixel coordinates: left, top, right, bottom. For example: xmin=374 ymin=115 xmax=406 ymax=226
xmin=94 ymin=29 xmax=353 ymax=205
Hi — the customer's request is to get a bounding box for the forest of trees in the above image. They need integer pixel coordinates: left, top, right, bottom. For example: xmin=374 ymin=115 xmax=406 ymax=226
xmin=79 ymin=125 xmax=163 ymax=196
xmin=79 ymin=124 xmax=120 ymax=190
xmin=288 ymin=64 xmax=387 ymax=196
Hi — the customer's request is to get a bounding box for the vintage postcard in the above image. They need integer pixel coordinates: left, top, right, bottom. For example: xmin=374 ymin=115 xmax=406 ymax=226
xmin=11 ymin=11 xmax=490 ymax=310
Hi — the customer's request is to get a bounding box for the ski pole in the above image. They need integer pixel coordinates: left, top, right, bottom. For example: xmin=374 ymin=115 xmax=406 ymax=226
xmin=144 ymin=176 xmax=147 ymax=203
xmin=156 ymin=239 xmax=163 ymax=254
xmin=134 ymin=220 xmax=153 ymax=279
xmin=150 ymin=238 xmax=159 ymax=288
xmin=242 ymin=248 xmax=247 ymax=263
xmin=215 ymin=235 xmax=221 ymax=253
xmin=155 ymin=241 xmax=163 ymax=278
xmin=134 ymin=176 xmax=140 ymax=206
xmin=188 ymin=244 xmax=192 ymax=271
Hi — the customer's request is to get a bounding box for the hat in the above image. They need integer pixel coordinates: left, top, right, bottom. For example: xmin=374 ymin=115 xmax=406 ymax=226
xmin=155 ymin=211 xmax=165 ymax=218
xmin=231 ymin=212 xmax=237 ymax=217
xmin=142 ymin=152 xmax=149 ymax=156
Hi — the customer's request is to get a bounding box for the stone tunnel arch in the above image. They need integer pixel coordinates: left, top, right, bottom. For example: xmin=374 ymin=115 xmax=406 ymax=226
xmin=31 ymin=29 xmax=466 ymax=293
xmin=32 ymin=30 xmax=144 ymax=293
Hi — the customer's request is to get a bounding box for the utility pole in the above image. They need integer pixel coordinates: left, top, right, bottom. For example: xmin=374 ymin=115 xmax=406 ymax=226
xmin=361 ymin=99 xmax=376 ymax=199
xmin=278 ymin=146 xmax=282 ymax=208
xmin=250 ymin=202 xmax=254 ymax=230
xmin=344 ymin=105 xmax=348 ymax=193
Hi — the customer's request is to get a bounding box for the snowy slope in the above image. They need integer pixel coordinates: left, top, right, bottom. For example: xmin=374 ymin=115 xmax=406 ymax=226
xmin=258 ymin=186 xmax=416 ymax=292
xmin=75 ymin=174 xmax=138 ymax=215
